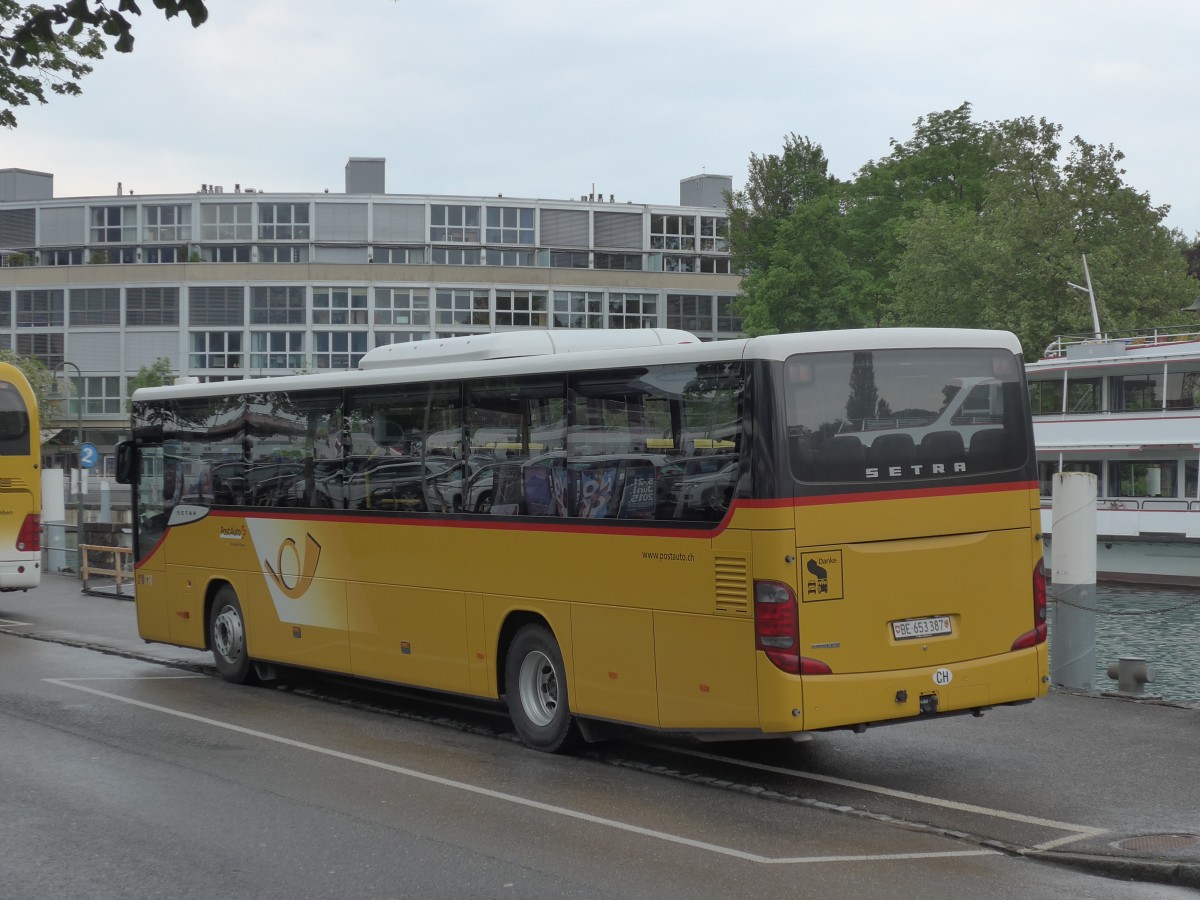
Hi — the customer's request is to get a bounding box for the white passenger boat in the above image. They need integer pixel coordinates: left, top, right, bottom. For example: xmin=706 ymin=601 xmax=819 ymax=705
xmin=1026 ymin=325 xmax=1200 ymax=587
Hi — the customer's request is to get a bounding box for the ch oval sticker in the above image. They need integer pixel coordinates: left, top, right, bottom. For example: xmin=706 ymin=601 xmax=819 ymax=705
xmin=933 ymin=668 xmax=954 ymax=686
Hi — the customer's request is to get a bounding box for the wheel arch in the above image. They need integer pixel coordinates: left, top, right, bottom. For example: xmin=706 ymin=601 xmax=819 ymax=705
xmin=495 ymin=609 xmax=555 ymax=698
xmin=201 ymin=577 xmax=237 ymax=652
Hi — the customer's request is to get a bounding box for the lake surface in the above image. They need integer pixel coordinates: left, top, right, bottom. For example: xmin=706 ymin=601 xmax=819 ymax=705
xmin=1048 ymin=583 xmax=1200 ymax=702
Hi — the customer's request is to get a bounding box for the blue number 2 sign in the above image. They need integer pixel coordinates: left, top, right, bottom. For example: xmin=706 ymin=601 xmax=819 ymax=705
xmin=80 ymin=441 xmax=98 ymax=469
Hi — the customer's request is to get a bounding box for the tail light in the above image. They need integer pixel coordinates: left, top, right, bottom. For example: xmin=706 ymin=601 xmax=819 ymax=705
xmin=754 ymin=580 xmax=832 ymax=675
xmin=17 ymin=513 xmax=40 ymax=553
xmin=1011 ymin=559 xmax=1047 ymax=650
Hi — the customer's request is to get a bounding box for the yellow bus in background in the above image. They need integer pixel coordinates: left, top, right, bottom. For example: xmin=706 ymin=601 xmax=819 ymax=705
xmin=0 ymin=362 xmax=41 ymax=591
xmin=117 ymin=328 xmax=1048 ymax=752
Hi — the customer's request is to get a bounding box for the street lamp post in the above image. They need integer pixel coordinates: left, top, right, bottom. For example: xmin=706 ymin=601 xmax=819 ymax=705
xmin=52 ymin=361 xmax=84 ymax=574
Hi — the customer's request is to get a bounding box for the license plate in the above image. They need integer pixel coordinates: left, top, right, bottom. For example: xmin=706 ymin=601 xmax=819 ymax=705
xmin=892 ymin=616 xmax=952 ymax=640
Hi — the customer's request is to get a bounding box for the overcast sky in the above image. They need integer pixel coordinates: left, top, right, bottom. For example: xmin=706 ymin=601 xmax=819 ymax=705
xmin=6 ymin=0 xmax=1199 ymax=236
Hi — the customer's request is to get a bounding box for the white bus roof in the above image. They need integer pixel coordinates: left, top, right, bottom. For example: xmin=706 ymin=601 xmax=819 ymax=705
xmin=131 ymin=328 xmax=1023 ymax=403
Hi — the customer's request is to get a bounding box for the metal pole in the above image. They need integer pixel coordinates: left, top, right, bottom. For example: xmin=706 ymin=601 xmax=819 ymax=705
xmin=1049 ymin=471 xmax=1097 ymax=690
xmin=53 ymin=362 xmax=84 ymax=575
xmin=1080 ymin=254 xmax=1101 ymax=338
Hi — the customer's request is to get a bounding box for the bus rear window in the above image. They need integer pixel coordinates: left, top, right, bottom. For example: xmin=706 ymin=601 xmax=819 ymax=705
xmin=0 ymin=383 xmax=30 ymax=456
xmin=785 ymin=348 xmax=1027 ymax=484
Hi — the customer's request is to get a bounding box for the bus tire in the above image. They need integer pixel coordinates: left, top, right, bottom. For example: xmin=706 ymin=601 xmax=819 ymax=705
xmin=505 ymin=624 xmax=580 ymax=753
xmin=209 ymin=585 xmax=257 ymax=685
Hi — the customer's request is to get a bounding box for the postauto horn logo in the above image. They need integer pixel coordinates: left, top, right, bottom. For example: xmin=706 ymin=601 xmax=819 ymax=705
xmin=264 ymin=533 xmax=322 ymax=600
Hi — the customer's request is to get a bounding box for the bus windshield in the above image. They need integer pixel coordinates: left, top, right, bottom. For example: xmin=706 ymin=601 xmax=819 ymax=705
xmin=0 ymin=382 xmax=31 ymax=456
xmin=785 ymin=347 xmax=1028 ymax=484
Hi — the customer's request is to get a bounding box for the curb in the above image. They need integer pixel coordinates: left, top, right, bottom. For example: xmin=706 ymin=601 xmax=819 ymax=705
xmin=1023 ymin=848 xmax=1200 ymax=889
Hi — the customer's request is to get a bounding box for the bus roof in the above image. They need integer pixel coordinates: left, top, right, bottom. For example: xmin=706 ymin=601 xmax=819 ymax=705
xmin=131 ymin=327 xmax=1023 ymax=403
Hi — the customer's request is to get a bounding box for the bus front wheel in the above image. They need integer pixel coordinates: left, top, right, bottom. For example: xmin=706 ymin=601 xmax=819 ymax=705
xmin=209 ymin=585 xmax=257 ymax=685
xmin=505 ymin=624 xmax=580 ymax=753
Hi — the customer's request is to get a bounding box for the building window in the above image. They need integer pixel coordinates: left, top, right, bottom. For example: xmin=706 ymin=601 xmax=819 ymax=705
xmin=0 ymin=291 xmax=9 ymax=328
xmin=716 ymin=296 xmax=742 ymax=334
xmin=127 ymin=287 xmax=180 ymax=326
xmin=650 ymin=214 xmax=695 ymax=251
xmin=90 ymin=206 xmax=137 ymax=243
xmin=88 ymin=246 xmax=135 ymax=264
xmin=431 ymin=247 xmax=482 ymax=265
xmin=485 ymin=206 xmax=534 ymax=244
xmin=16 ymin=332 xmax=64 ymax=368
xmin=663 ymin=255 xmax=695 ymax=273
xmin=82 ymin=376 xmax=122 ymax=414
xmin=550 ymin=250 xmax=589 ymax=268
xmin=258 ymin=244 xmax=309 ymax=263
xmin=258 ymin=203 xmax=310 ymax=240
xmin=312 ymin=331 xmax=366 ymax=369
xmin=495 ymin=290 xmax=547 ymax=328
xmin=608 ymin=293 xmax=658 ymax=329
xmin=200 ymin=245 xmax=251 ymax=263
xmin=699 ymin=216 xmax=727 ymax=252
xmin=374 ymin=330 xmax=429 ymax=347
xmin=44 ymin=248 xmax=84 ymax=266
xmin=16 ymin=289 xmax=64 ymax=327
xmin=200 ymin=203 xmax=252 ymax=240
xmin=667 ymin=294 xmax=713 ymax=333
xmin=372 ymin=246 xmax=424 ymax=264
xmin=189 ymin=331 xmax=243 ymax=369
xmin=249 ymin=286 xmax=305 ymax=325
xmin=69 ymin=288 xmax=120 ymax=326
xmin=250 ymin=331 xmax=306 ymax=370
xmin=313 ymin=287 xmax=368 ymax=325
xmin=699 ymin=256 xmax=731 ymax=275
xmin=189 ymin=286 xmax=245 ymax=326
xmin=144 ymin=205 xmax=192 ymax=242
xmin=594 ymin=252 xmax=643 ymax=270
xmin=144 ymin=246 xmax=184 ymax=264
xmin=486 ymin=248 xmax=536 ymax=267
xmin=553 ymin=291 xmax=604 ymax=329
xmin=435 ymin=289 xmax=489 ymax=327
xmin=374 ymin=288 xmax=430 ymax=326
xmin=430 ymin=204 xmax=480 ymax=242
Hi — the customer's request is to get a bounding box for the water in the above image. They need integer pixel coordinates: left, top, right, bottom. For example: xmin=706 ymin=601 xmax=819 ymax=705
xmin=1048 ymin=584 xmax=1200 ymax=702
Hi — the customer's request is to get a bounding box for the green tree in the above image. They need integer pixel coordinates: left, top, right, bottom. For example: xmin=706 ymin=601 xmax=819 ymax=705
xmin=728 ymin=135 xmax=868 ymax=334
xmin=0 ymin=348 xmax=53 ymax=409
xmin=729 ymin=104 xmax=1197 ymax=356
xmin=2 ymin=0 xmax=208 ymax=128
xmin=126 ymin=356 xmax=174 ymax=409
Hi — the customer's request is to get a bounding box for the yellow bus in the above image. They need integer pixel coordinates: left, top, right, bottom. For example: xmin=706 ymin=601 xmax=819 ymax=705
xmin=0 ymin=361 xmax=42 ymax=591
xmin=116 ymin=328 xmax=1048 ymax=751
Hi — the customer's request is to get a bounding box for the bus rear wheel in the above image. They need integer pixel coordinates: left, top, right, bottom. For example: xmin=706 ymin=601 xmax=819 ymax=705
xmin=505 ymin=624 xmax=580 ymax=753
xmin=209 ymin=585 xmax=257 ymax=685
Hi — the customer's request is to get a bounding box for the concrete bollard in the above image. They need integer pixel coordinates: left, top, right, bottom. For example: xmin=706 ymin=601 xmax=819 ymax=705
xmin=1049 ymin=472 xmax=1097 ymax=691
xmin=1106 ymin=657 xmax=1156 ymax=695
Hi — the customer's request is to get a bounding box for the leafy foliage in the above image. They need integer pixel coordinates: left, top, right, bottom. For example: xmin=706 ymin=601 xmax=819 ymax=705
xmin=729 ymin=103 xmax=1199 ymax=358
xmin=126 ymin=356 xmax=174 ymax=410
xmin=0 ymin=348 xmax=53 ymax=410
xmin=1 ymin=0 xmax=208 ymax=128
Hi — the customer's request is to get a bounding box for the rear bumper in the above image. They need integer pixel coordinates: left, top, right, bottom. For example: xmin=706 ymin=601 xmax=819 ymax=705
xmin=758 ymin=644 xmax=1048 ymax=733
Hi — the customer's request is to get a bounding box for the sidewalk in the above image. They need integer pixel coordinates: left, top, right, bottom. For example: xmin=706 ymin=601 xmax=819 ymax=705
xmin=2 ymin=573 xmax=1198 ymax=889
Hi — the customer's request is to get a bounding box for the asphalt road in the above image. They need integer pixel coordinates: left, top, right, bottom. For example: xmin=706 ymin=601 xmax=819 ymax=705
xmin=1 ymin=629 xmax=1195 ymax=900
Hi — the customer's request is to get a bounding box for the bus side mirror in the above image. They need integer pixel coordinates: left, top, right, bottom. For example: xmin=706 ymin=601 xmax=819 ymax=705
xmin=115 ymin=440 xmax=136 ymax=485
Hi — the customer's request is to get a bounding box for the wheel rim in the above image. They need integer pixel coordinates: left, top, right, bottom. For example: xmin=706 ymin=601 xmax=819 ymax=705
xmin=213 ymin=605 xmax=245 ymax=664
xmin=518 ymin=649 xmax=559 ymax=727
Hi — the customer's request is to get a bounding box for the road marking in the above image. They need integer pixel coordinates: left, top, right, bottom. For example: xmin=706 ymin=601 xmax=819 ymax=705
xmin=659 ymin=745 xmax=1109 ymax=844
xmin=0 ymin=618 xmax=32 ymax=627
xmin=46 ymin=677 xmax=996 ymax=867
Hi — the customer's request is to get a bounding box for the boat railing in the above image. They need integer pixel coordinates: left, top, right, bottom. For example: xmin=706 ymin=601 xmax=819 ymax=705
xmin=1041 ymin=325 xmax=1200 ymax=358
xmin=1040 ymin=497 xmax=1200 ymax=511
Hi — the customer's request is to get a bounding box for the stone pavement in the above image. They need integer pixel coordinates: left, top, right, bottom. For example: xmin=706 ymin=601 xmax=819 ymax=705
xmin=2 ymin=573 xmax=1197 ymax=889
